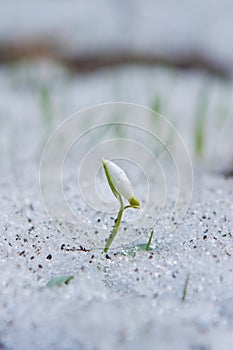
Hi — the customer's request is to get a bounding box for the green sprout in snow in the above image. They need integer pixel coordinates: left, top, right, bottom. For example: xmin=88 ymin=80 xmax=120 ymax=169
xmin=182 ymin=273 xmax=190 ymax=302
xmin=102 ymin=159 xmax=140 ymax=254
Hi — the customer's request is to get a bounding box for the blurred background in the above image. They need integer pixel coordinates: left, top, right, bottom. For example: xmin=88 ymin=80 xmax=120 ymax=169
xmin=1 ymin=0 xmax=233 ymax=177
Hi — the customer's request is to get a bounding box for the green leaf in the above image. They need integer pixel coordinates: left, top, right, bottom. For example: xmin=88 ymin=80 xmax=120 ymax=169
xmin=121 ymin=243 xmax=154 ymax=257
xmin=46 ymin=275 xmax=74 ymax=287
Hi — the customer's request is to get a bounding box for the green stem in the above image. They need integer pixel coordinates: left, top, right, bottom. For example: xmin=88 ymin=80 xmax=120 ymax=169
xmin=103 ymin=194 xmax=140 ymax=254
xmin=103 ymin=207 xmax=124 ymax=254
xmin=103 ymin=195 xmax=129 ymax=254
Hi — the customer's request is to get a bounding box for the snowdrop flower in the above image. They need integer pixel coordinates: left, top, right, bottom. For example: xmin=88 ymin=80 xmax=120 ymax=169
xmin=102 ymin=159 xmax=140 ymax=208
xmin=102 ymin=158 xmax=140 ymax=254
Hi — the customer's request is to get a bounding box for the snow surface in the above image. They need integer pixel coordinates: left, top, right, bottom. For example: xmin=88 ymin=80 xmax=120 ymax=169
xmin=0 ymin=62 xmax=233 ymax=349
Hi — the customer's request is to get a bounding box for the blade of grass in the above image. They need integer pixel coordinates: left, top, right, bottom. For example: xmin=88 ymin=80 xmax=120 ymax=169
xmin=40 ymin=85 xmax=53 ymax=129
xmin=151 ymin=94 xmax=162 ymax=114
xmin=146 ymin=228 xmax=154 ymax=252
xmin=194 ymin=85 xmax=209 ymax=157
xmin=182 ymin=273 xmax=190 ymax=302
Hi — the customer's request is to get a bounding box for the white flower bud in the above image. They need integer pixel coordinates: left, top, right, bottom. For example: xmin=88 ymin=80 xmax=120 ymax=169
xmin=103 ymin=159 xmax=140 ymax=208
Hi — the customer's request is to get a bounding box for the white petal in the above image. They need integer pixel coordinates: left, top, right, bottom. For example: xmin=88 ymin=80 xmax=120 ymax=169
xmin=104 ymin=160 xmax=134 ymax=200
